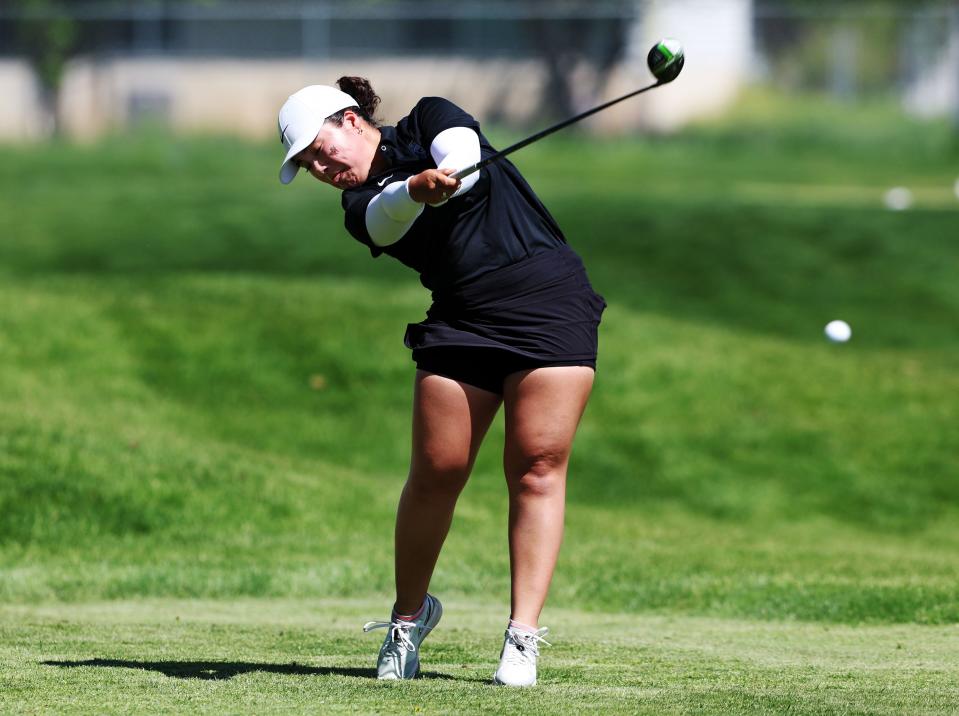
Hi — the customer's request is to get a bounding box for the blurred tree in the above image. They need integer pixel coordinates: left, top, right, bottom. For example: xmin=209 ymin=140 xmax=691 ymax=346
xmin=13 ymin=0 xmax=78 ymax=136
xmin=525 ymin=3 xmax=633 ymax=121
xmin=756 ymin=0 xmax=957 ymax=101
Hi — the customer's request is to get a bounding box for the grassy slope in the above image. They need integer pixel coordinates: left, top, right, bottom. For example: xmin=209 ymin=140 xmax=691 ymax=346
xmin=1 ymin=94 xmax=958 ymax=629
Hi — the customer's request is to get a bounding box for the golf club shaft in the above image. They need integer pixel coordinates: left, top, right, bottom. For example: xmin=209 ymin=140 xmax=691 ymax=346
xmin=452 ymin=80 xmax=663 ymax=180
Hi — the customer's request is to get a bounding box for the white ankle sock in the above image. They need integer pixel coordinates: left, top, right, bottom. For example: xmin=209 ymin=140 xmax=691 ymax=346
xmin=508 ymin=618 xmax=537 ymax=633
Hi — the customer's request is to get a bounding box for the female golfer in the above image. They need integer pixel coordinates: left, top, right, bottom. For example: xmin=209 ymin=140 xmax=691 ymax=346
xmin=277 ymin=77 xmax=605 ymax=687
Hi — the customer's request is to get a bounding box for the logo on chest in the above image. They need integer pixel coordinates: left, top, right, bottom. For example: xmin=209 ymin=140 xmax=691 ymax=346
xmin=407 ymin=141 xmax=428 ymax=158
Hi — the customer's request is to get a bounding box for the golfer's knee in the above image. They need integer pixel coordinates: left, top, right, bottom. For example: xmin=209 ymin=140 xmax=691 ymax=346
xmin=507 ymin=448 xmax=567 ymax=497
xmin=408 ymin=453 xmax=471 ymax=498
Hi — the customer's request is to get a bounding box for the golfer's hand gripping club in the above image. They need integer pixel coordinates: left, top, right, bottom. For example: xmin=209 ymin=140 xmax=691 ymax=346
xmin=409 ymin=167 xmax=459 ymax=204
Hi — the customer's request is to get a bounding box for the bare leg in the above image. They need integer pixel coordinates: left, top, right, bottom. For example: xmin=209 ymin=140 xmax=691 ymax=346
xmin=502 ymin=366 xmax=594 ymax=627
xmin=393 ymin=370 xmax=502 ymax=614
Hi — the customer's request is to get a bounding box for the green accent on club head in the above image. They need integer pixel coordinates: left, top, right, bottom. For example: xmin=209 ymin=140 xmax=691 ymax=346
xmin=648 ymin=39 xmax=685 ymax=82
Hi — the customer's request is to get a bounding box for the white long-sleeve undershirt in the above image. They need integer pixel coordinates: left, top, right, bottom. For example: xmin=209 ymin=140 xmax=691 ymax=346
xmin=365 ymin=126 xmax=481 ymax=247
xmin=429 ymin=126 xmax=482 ymax=199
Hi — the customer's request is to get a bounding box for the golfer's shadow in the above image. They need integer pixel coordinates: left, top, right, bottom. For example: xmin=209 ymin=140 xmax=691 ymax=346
xmin=43 ymin=658 xmax=460 ymax=681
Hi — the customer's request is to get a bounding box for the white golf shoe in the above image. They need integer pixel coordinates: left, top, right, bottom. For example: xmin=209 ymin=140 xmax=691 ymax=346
xmin=492 ymin=625 xmax=551 ymax=686
xmin=363 ymin=594 xmax=443 ymax=680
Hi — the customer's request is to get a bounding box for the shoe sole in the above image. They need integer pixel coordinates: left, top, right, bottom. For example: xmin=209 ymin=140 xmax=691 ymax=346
xmin=492 ymin=676 xmax=536 ymax=687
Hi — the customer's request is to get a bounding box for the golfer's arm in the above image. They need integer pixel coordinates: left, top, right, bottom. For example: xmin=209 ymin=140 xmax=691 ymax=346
xmin=365 ymin=179 xmax=424 ymax=247
xmin=365 ymin=126 xmax=481 ymax=247
xmin=429 ymin=127 xmax=481 ymax=202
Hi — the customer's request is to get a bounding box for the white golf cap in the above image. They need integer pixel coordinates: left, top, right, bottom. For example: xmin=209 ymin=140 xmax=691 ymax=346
xmin=277 ymin=85 xmax=358 ymax=184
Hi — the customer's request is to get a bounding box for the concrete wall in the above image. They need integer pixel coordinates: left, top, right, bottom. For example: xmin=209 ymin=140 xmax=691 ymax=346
xmin=53 ymin=57 xmax=550 ymax=141
xmin=6 ymin=51 xmax=753 ymax=143
xmin=0 ymin=61 xmax=48 ymax=141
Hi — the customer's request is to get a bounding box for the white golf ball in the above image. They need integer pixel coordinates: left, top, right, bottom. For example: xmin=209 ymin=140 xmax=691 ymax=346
xmin=883 ymin=187 xmax=912 ymax=211
xmin=824 ymin=320 xmax=852 ymax=343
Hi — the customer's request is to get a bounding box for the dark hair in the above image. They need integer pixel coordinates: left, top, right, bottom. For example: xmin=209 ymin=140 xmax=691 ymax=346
xmin=329 ymin=76 xmax=381 ymax=127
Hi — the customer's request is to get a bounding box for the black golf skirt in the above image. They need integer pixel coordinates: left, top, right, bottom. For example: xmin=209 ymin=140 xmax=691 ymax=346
xmin=404 ymin=244 xmax=607 ymax=395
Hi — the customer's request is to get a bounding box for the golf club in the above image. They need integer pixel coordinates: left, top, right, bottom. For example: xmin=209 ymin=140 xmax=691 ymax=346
xmin=452 ymin=38 xmax=685 ymax=181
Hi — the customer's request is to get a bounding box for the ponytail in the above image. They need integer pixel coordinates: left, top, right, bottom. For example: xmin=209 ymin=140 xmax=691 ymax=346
xmin=330 ymin=76 xmax=381 ymax=127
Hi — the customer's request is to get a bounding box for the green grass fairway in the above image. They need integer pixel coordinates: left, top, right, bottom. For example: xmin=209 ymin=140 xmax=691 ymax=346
xmin=3 ymin=600 xmax=958 ymax=714
xmin=1 ymin=92 xmax=958 ymax=712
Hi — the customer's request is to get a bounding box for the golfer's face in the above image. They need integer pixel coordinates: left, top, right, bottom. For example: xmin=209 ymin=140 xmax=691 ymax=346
xmin=296 ymin=120 xmax=368 ymax=190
